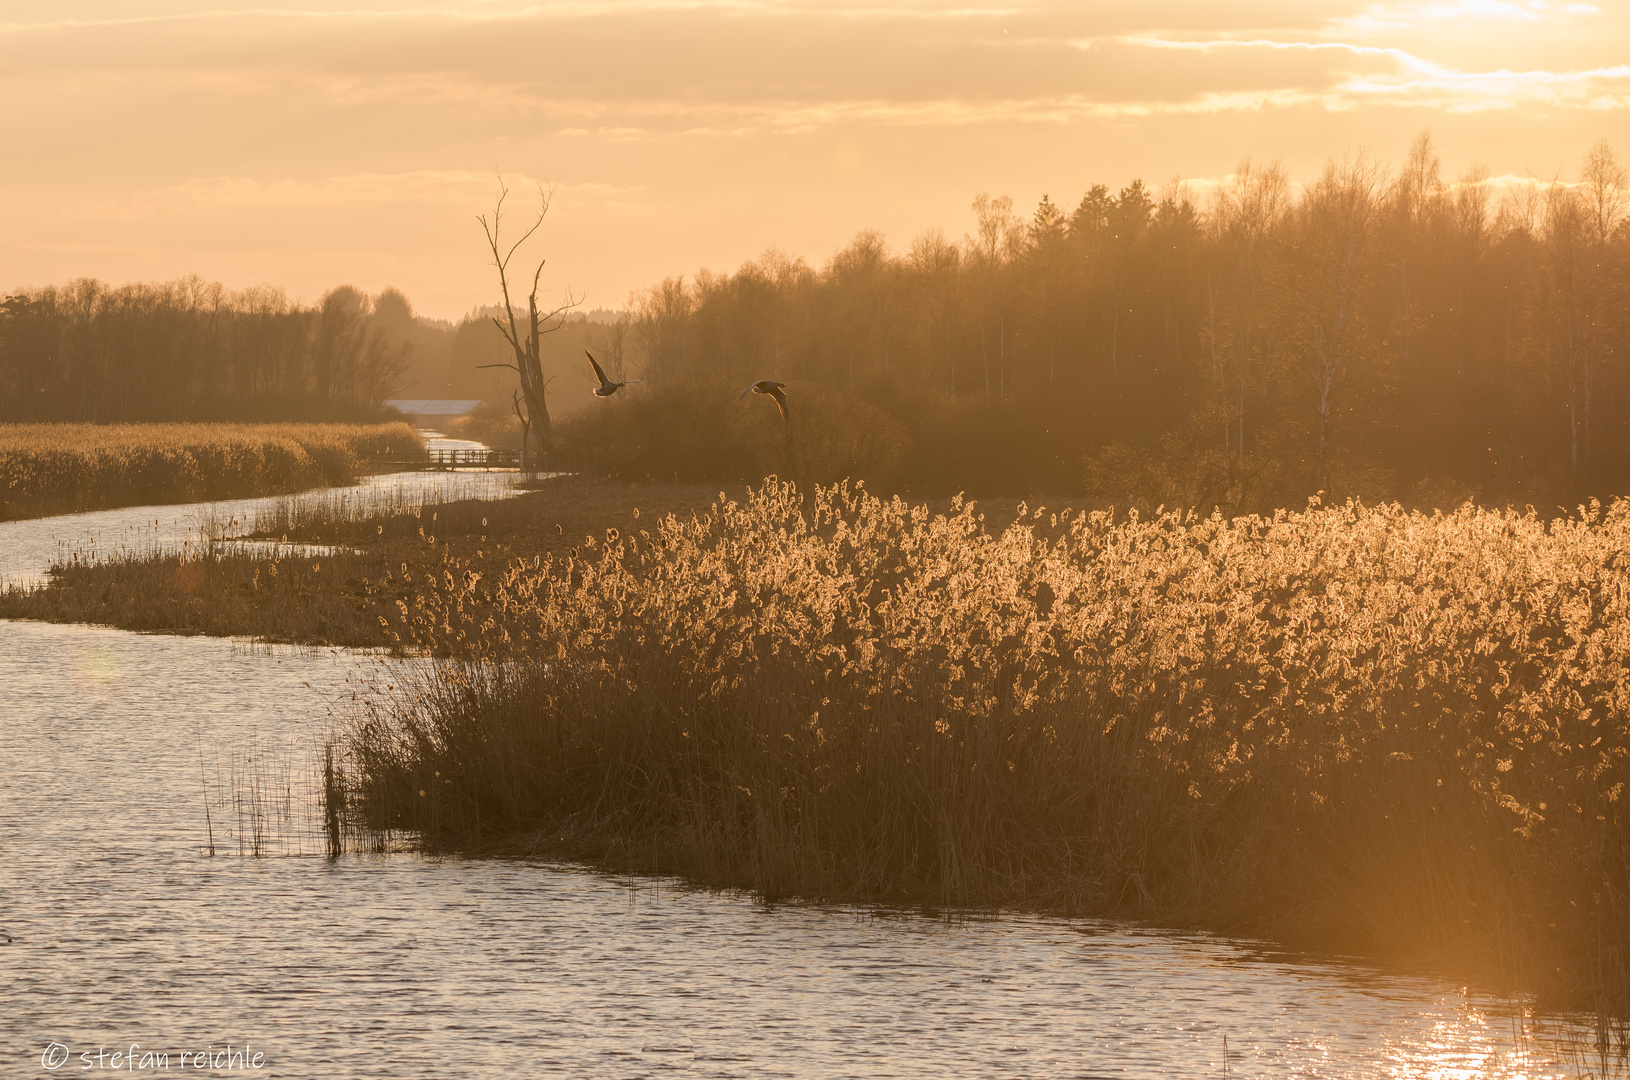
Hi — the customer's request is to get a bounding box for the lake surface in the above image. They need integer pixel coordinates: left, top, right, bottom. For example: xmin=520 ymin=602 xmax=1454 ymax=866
xmin=0 ymin=488 xmax=1615 ymax=1078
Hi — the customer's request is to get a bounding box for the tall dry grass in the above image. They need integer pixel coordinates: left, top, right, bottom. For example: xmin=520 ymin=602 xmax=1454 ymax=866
xmin=335 ymin=482 xmax=1630 ymax=1007
xmin=0 ymin=477 xmax=728 ymax=647
xmin=0 ymin=422 xmax=422 ymax=520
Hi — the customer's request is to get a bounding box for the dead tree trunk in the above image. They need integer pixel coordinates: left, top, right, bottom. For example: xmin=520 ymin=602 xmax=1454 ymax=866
xmin=477 ymin=180 xmax=578 ymax=468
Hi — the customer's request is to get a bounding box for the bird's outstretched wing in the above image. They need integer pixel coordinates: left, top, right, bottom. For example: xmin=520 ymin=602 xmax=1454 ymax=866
xmin=585 ymin=351 xmax=613 ymax=387
xmin=739 ymin=384 xmax=755 ymax=401
xmin=767 ymin=384 xmax=789 ymax=421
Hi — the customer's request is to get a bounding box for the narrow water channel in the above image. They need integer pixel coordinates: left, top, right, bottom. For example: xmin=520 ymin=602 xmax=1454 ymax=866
xmin=0 ymin=484 xmax=1613 ymax=1078
xmin=0 ymin=465 xmax=522 ymax=589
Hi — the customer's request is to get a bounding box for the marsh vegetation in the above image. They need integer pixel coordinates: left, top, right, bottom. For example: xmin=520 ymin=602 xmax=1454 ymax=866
xmin=0 ymin=478 xmax=723 ymax=641
xmin=11 ymin=440 xmax=1630 ymax=1024
xmin=297 ymin=479 xmax=1630 ymax=1014
xmin=0 ymin=421 xmax=421 ymax=520
xmin=7 ymin=135 xmax=1630 ymax=1038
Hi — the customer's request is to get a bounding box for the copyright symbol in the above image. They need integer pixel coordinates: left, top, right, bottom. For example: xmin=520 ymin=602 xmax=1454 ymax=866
xmin=41 ymin=1042 xmax=69 ymax=1070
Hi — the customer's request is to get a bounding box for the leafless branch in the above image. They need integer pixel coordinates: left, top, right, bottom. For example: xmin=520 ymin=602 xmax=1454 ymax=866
xmin=490 ymin=320 xmax=522 ymax=355
xmin=535 ymin=292 xmax=584 ymax=336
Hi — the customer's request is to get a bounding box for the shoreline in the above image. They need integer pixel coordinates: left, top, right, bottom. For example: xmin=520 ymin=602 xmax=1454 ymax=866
xmin=0 ymin=477 xmax=733 ymax=645
xmin=8 ymin=475 xmax=1630 ymax=1021
xmin=0 ymin=421 xmax=423 ymax=523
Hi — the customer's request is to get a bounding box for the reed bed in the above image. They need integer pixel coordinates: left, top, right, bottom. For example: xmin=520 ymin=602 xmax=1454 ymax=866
xmin=337 ymin=481 xmax=1630 ymax=1011
xmin=0 ymin=479 xmax=724 ymax=646
xmin=1 ymin=543 xmax=396 ymax=645
xmin=0 ymin=421 xmax=423 ymax=520
xmin=241 ymin=472 xmax=522 ymax=540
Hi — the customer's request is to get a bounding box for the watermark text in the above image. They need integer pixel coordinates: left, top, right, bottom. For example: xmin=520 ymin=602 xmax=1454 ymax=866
xmin=39 ymin=1042 xmax=266 ymax=1072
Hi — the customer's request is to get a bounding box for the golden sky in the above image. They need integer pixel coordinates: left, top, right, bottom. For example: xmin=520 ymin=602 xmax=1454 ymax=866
xmin=5 ymin=1 xmax=1628 ymax=319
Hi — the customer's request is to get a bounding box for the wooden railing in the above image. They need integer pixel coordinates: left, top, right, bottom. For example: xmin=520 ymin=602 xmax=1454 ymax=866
xmin=369 ymin=448 xmax=522 ymax=471
xmin=429 ymin=448 xmax=521 ymax=468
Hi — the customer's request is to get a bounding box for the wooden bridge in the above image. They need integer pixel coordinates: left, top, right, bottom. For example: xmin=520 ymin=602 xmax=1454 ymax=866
xmin=430 ymin=447 xmax=521 ymax=469
xmin=370 ymin=448 xmax=523 ymax=471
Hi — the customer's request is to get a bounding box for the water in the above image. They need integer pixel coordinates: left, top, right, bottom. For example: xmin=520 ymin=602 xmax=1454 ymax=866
xmin=0 ymin=497 xmax=1615 ymax=1078
xmin=0 ymin=467 xmax=523 ymax=589
xmin=420 ymin=428 xmax=491 ymax=455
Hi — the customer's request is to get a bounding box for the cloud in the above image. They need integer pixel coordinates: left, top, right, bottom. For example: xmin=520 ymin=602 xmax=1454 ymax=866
xmin=3 ymin=0 xmax=1627 ymax=318
xmin=76 ymin=171 xmax=639 ymax=219
xmin=6 ymin=0 xmax=1622 ymax=140
xmin=1338 ymin=0 xmax=1541 ymax=27
xmin=1111 ymin=35 xmax=1630 ymax=114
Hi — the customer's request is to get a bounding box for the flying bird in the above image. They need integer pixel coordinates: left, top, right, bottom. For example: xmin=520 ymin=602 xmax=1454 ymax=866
xmin=740 ymin=380 xmax=789 ymax=421
xmin=586 ymin=351 xmax=641 ymax=397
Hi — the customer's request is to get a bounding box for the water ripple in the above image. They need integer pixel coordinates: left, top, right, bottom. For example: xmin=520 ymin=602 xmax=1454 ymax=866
xmin=0 ymin=620 xmax=1609 ymax=1077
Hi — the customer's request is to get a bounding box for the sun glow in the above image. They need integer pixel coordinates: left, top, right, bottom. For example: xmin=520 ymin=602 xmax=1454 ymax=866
xmin=3 ymin=1 xmax=1626 ymax=314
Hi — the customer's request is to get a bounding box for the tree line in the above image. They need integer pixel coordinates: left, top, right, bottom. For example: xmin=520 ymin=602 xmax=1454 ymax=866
xmin=610 ymin=135 xmax=1630 ymax=510
xmin=7 ymin=134 xmax=1627 ymax=511
xmin=0 ymin=278 xmax=426 ymax=422
xmin=0 ymin=273 xmax=618 ymax=425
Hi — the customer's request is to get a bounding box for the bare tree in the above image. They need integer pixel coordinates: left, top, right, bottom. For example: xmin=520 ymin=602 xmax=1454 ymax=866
xmin=908 ymin=228 xmax=961 ymax=394
xmin=632 ymin=277 xmax=693 ymax=377
xmin=1542 ymin=142 xmax=1626 ymax=493
xmin=1294 ymin=155 xmax=1385 ymax=491
xmin=1206 ymin=159 xmax=1288 ymax=465
xmin=968 ymin=192 xmax=1022 ymax=400
xmin=1391 ymin=132 xmax=1443 ymax=377
xmin=477 ymin=178 xmax=579 ymax=465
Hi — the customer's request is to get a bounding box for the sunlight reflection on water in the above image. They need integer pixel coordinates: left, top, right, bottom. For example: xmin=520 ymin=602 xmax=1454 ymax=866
xmin=0 ymin=617 xmax=1618 ymax=1078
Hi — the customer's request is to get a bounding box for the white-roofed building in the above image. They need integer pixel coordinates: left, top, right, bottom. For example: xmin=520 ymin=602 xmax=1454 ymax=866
xmin=384 ymin=399 xmax=485 ymax=419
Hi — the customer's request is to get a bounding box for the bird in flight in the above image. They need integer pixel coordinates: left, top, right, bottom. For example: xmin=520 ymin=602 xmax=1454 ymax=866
xmin=586 ymin=351 xmax=641 ymax=397
xmin=740 ymin=380 xmax=789 ymax=421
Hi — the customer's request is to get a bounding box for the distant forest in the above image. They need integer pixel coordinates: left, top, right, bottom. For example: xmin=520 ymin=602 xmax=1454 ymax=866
xmin=0 ymin=279 xmax=612 ymax=424
xmin=4 ymin=134 xmax=1628 ymax=509
xmin=601 ymin=135 xmax=1630 ymax=510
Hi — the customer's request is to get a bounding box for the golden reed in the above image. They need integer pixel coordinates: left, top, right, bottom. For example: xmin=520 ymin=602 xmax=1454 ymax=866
xmin=0 ymin=422 xmax=421 ymax=520
xmin=337 ymin=480 xmax=1630 ymax=1009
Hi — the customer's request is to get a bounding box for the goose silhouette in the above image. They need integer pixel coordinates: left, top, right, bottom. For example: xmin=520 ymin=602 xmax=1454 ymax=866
xmin=586 ymin=351 xmax=641 ymax=397
xmin=740 ymin=380 xmax=789 ymax=421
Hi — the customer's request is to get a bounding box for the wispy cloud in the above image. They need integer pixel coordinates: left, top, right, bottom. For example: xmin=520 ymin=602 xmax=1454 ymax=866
xmin=4 ymin=0 xmax=1627 ymax=317
xmin=1335 ymin=0 xmax=1607 ymax=30
xmin=1112 ymin=34 xmax=1630 ymax=113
